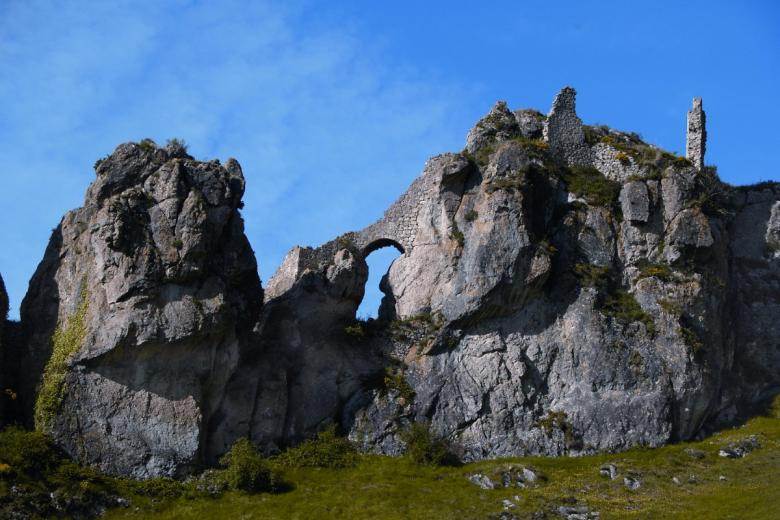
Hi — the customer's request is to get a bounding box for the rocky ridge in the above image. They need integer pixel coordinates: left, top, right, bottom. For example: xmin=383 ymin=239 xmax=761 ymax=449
xmin=0 ymin=89 xmax=778 ymax=478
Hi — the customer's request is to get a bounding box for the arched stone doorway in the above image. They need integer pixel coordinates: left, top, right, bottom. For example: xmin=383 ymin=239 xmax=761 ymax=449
xmin=356 ymin=239 xmax=404 ymax=319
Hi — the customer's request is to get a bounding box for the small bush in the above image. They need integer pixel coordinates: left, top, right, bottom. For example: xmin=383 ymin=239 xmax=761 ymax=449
xmin=450 ymin=223 xmax=465 ymax=247
xmin=464 ymin=210 xmax=478 ymax=222
xmin=615 ymin=152 xmax=631 ymax=165
xmin=537 ymin=410 xmax=576 ymax=448
xmin=400 ymin=423 xmax=459 ymax=466
xmin=383 ymin=367 xmax=415 ymax=402
xmin=344 ymin=321 xmax=366 ymax=339
xmin=218 ymin=438 xmax=278 ymax=493
xmin=165 ymin=137 xmax=189 ymax=156
xmin=574 ymin=263 xmax=610 ymax=290
xmin=474 ymin=143 xmax=496 ymax=167
xmin=562 ymin=166 xmax=621 ymax=207
xmin=137 ymin=138 xmax=157 ymax=152
xmin=0 ymin=427 xmax=61 ymax=477
xmin=510 ymin=136 xmax=550 ymax=160
xmin=637 ymin=263 xmax=673 ymax=282
xmin=602 ymin=289 xmax=655 ymax=335
xmin=275 ymin=425 xmax=357 ymax=469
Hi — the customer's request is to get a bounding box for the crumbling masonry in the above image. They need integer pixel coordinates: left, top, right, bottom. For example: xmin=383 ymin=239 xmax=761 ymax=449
xmin=687 ymin=97 xmax=706 ymax=170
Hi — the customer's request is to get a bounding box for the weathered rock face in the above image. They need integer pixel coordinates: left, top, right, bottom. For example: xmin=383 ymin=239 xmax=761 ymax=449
xmin=0 ymin=273 xmax=8 ymax=424
xmin=13 ymin=87 xmax=780 ymax=478
xmin=19 ymin=141 xmax=262 ymax=478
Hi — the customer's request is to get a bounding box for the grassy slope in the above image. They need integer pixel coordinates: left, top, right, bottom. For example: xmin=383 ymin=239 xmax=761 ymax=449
xmin=104 ymin=414 xmax=780 ymax=520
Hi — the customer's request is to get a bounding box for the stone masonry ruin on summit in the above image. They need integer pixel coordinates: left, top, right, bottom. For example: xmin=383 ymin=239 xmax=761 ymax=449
xmin=2 ymin=86 xmax=777 ymax=481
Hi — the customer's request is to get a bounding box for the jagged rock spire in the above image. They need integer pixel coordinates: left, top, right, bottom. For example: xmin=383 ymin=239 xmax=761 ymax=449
xmin=686 ymin=97 xmax=706 ymax=170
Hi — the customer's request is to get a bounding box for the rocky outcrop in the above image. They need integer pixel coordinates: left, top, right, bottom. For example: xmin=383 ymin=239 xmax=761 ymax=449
xmin=0 ymin=273 xmax=8 ymax=423
xmin=12 ymin=88 xmax=780 ymax=478
xmin=19 ymin=140 xmax=262 ymax=478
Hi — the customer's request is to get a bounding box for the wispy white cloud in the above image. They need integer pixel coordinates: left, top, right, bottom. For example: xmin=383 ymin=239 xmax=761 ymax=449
xmin=0 ymin=0 xmax=467 ymax=317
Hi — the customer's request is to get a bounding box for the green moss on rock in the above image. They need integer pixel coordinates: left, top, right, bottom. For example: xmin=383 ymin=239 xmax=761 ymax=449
xmin=34 ymin=289 xmax=89 ymax=433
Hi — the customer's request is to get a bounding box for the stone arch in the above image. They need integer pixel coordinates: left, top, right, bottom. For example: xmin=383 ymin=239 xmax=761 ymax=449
xmin=362 ymin=238 xmax=405 ymax=257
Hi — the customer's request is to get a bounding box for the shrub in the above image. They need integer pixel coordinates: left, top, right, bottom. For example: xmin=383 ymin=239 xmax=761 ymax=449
xmin=574 ymin=263 xmax=610 ymax=290
xmin=510 ymin=136 xmax=550 ymax=160
xmin=537 ymin=410 xmax=576 ymax=448
xmin=275 ymin=425 xmax=357 ymax=469
xmin=561 ymin=166 xmax=620 ymax=207
xmin=637 ymin=263 xmax=673 ymax=282
xmin=464 ymin=210 xmax=478 ymax=222
xmin=615 ymin=152 xmax=631 ymax=165
xmin=602 ymin=289 xmax=655 ymax=335
xmin=344 ymin=321 xmax=366 ymax=339
xmin=218 ymin=438 xmax=278 ymax=493
xmin=474 ymin=142 xmax=496 ymax=167
xmin=383 ymin=367 xmax=415 ymax=402
xmin=165 ymin=137 xmax=189 ymax=156
xmin=0 ymin=427 xmax=61 ymax=477
xmin=137 ymin=138 xmax=157 ymax=152
xmin=450 ymin=223 xmax=465 ymax=247
xmin=35 ymin=289 xmax=89 ymax=432
xmin=400 ymin=423 xmax=459 ymax=466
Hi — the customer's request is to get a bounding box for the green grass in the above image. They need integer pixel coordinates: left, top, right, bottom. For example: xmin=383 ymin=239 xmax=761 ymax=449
xmin=98 ymin=408 xmax=780 ymax=520
xmin=34 ymin=288 xmax=89 ymax=432
xmin=3 ymin=403 xmax=780 ymax=519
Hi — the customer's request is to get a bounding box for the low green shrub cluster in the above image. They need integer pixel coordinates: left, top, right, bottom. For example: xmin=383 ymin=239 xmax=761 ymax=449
xmin=137 ymin=138 xmax=157 ymax=152
xmin=450 ymin=222 xmax=465 ymax=247
xmin=399 ymin=423 xmax=459 ymax=466
xmin=561 ymin=165 xmax=621 ymax=207
xmin=537 ymin=410 xmax=577 ymax=449
xmin=464 ymin=209 xmax=478 ymax=222
xmin=275 ymin=425 xmax=357 ymax=469
xmin=383 ymin=367 xmax=415 ymax=402
xmin=574 ymin=263 xmax=610 ymax=289
xmin=637 ymin=262 xmax=673 ymax=282
xmin=602 ymin=289 xmax=655 ymax=335
xmin=218 ymin=438 xmax=280 ymax=493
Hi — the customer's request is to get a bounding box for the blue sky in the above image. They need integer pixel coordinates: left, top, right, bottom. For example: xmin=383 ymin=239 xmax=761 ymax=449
xmin=0 ymin=0 xmax=778 ymax=319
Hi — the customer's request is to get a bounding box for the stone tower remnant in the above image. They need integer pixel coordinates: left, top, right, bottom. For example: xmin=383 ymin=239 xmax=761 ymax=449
xmin=543 ymin=86 xmax=591 ymax=166
xmin=686 ymin=97 xmax=706 ymax=170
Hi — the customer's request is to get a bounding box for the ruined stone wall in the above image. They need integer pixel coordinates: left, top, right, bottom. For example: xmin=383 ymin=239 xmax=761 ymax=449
xmin=543 ymin=86 xmax=592 ymax=166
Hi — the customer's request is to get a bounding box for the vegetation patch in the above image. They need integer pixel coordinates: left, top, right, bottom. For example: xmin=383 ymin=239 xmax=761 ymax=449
xmin=561 ymin=165 xmax=620 ymax=207
xmin=3 ymin=404 xmax=780 ymax=519
xmin=34 ymin=288 xmax=89 ymax=433
xmin=275 ymin=426 xmax=357 ymax=469
xmin=602 ymin=289 xmax=655 ymax=336
xmin=510 ymin=136 xmax=550 ymax=160
xmin=537 ymin=410 xmax=577 ymax=449
xmin=218 ymin=438 xmax=280 ymax=493
xmin=450 ymin=222 xmax=465 ymax=247
xmin=574 ymin=263 xmax=610 ymax=290
xmin=382 ymin=367 xmax=415 ymax=403
xmin=399 ymin=423 xmax=459 ymax=467
xmin=464 ymin=209 xmax=478 ymax=222
xmin=137 ymin=138 xmax=157 ymax=152
xmin=637 ymin=262 xmax=673 ymax=282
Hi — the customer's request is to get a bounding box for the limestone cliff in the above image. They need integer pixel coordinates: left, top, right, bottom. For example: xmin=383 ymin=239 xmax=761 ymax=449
xmin=7 ymin=89 xmax=780 ymax=478
xmin=18 ymin=140 xmax=261 ymax=477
